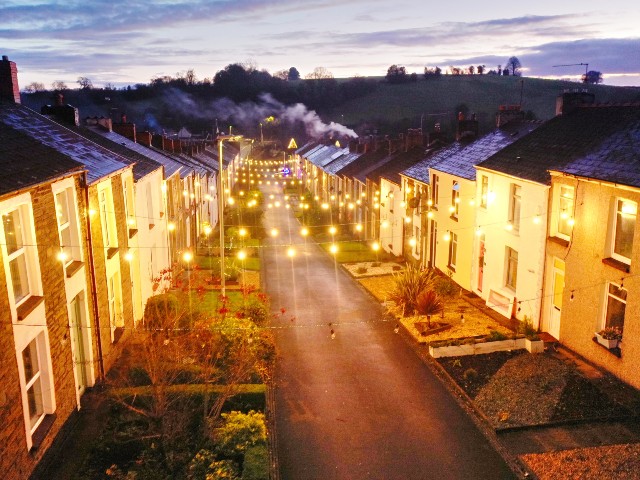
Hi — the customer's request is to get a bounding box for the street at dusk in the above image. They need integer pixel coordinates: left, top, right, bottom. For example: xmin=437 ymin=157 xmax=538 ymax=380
xmin=261 ymin=183 xmax=514 ymax=479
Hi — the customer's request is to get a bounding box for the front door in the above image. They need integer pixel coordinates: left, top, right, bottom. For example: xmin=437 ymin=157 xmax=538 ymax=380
xmin=477 ymin=234 xmax=485 ymax=292
xmin=550 ymin=258 xmax=565 ymax=339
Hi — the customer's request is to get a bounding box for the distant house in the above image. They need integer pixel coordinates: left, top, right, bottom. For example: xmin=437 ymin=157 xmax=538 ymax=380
xmin=475 ymin=94 xmax=639 ymax=329
xmin=543 ymin=109 xmax=640 ymax=388
xmin=0 ymin=55 xmax=134 ymax=476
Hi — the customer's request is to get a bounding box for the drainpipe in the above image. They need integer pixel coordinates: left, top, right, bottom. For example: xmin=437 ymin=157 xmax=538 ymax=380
xmin=82 ymin=171 xmax=105 ymax=382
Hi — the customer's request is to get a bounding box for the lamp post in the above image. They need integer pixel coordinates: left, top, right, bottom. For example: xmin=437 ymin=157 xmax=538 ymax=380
xmin=217 ymin=134 xmax=243 ymax=296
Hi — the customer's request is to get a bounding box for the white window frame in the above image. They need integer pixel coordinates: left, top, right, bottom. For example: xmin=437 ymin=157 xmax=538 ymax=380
xmin=0 ymin=194 xmax=42 ymax=317
xmin=448 ymin=232 xmax=458 ymax=269
xmin=146 ymin=181 xmax=155 ymax=228
xmin=123 ymin=177 xmax=136 ymax=229
xmin=555 ymin=184 xmax=575 ymax=240
xmin=505 ymin=246 xmax=518 ymax=290
xmin=431 ymin=173 xmax=439 ymax=209
xmin=451 ymin=181 xmax=459 ymax=219
xmin=53 ymin=179 xmax=82 ymax=267
xmin=610 ymin=198 xmax=636 ymax=265
xmin=602 ymin=282 xmax=626 ymax=335
xmin=98 ymin=185 xmax=117 ymax=250
xmin=509 ymin=184 xmax=521 ymax=232
xmin=480 ymin=175 xmax=489 ymax=209
xmin=15 ymin=330 xmax=55 ymax=451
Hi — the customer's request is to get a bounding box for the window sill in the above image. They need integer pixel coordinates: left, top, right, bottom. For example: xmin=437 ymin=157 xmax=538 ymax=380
xmin=592 ymin=336 xmax=622 ymax=358
xmin=548 ymin=236 xmax=570 ymax=248
xmin=449 ymin=215 xmax=458 ymax=222
xmin=30 ymin=413 xmax=57 ymax=451
xmin=106 ymin=247 xmax=119 ymax=259
xmin=602 ymin=257 xmax=630 ymax=273
xmin=128 ymin=228 xmax=138 ymax=239
xmin=17 ymin=296 xmax=44 ymax=320
xmin=65 ymin=260 xmax=84 ymax=278
xmin=447 ymin=265 xmax=456 ymax=272
xmin=149 ymin=223 xmax=155 ymax=230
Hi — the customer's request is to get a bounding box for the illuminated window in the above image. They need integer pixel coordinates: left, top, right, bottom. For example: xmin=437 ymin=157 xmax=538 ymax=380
xmin=556 ymin=185 xmax=575 ymax=239
xmin=99 ymin=188 xmax=117 ymax=249
xmin=431 ymin=174 xmax=439 ymax=208
xmin=55 ymin=186 xmax=81 ymax=266
xmin=603 ymin=283 xmax=626 ymax=335
xmin=610 ymin=198 xmax=636 ymax=264
xmin=505 ymin=247 xmax=518 ymax=290
xmin=509 ymin=184 xmax=521 ymax=232
xmin=108 ymin=272 xmax=124 ymax=343
xmin=480 ymin=175 xmax=489 ymax=209
xmin=451 ymin=181 xmax=459 ymax=219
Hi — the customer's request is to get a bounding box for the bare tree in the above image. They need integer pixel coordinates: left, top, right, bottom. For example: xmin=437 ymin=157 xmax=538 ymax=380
xmin=506 ymin=56 xmax=522 ymax=76
xmin=23 ymin=82 xmax=46 ymax=93
xmin=305 ymin=67 xmax=334 ymax=79
xmin=51 ymin=80 xmax=68 ymax=91
xmin=477 ymin=65 xmax=485 ymax=75
xmin=273 ymin=69 xmax=289 ymax=80
xmin=77 ymin=76 xmax=93 ymax=90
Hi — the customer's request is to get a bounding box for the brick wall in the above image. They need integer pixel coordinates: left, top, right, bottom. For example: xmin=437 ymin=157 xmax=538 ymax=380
xmin=0 ymin=175 xmax=83 ymax=478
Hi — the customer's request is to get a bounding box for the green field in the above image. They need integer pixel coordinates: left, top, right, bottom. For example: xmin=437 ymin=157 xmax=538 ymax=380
xmin=329 ymin=75 xmax=640 ymax=134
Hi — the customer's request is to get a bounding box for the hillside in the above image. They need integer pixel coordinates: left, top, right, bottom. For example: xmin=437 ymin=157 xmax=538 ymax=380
xmin=21 ymin=75 xmax=640 ymax=141
xmin=330 ymin=75 xmax=640 ymax=136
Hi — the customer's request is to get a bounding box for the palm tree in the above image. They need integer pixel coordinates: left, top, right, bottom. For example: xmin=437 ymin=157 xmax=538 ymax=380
xmin=415 ymin=289 xmax=444 ymax=329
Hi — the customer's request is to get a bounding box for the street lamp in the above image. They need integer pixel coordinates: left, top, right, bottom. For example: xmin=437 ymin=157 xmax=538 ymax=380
xmin=217 ymin=134 xmax=243 ymax=296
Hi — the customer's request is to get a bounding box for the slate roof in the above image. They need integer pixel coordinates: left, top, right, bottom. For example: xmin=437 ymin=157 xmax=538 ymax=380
xmin=402 ymin=143 xmax=463 ymax=183
xmin=0 ymin=103 xmax=130 ymax=185
xmin=87 ymin=126 xmax=184 ymax=179
xmin=429 ymin=120 xmax=542 ymax=181
xmin=366 ymin=146 xmax=428 ymax=185
xmin=0 ymin=122 xmax=84 ymax=197
xmin=336 ymin=149 xmax=390 ymax=182
xmin=295 ymin=141 xmax=319 ymax=156
xmin=553 ymin=117 xmax=640 ymax=188
xmin=80 ymin=126 xmax=163 ymax=181
xmin=324 ymin=152 xmax=362 ymax=175
xmin=477 ymin=105 xmax=640 ymax=185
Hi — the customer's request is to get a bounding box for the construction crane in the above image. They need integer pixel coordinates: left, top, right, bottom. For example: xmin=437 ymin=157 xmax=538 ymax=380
xmin=552 ymin=63 xmax=589 ymax=76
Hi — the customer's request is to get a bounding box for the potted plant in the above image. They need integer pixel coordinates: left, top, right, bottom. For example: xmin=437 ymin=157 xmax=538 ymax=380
xmin=596 ymin=327 xmax=622 ymax=349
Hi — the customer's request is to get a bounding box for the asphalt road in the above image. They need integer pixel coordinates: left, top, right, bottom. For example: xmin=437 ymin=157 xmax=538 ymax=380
xmin=261 ymin=184 xmax=515 ymax=480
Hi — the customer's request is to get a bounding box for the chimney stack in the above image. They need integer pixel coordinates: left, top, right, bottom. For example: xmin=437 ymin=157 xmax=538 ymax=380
xmin=112 ymin=114 xmax=137 ymax=142
xmin=555 ymin=90 xmax=596 ymax=116
xmin=456 ymin=112 xmax=479 ymax=141
xmin=496 ymin=105 xmax=523 ymax=128
xmin=137 ymin=131 xmax=153 ymax=147
xmin=0 ymin=55 xmax=21 ymax=104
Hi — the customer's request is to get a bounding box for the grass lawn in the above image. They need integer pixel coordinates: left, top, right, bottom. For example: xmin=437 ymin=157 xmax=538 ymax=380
xmin=195 ymin=290 xmax=252 ymax=313
xmin=195 ymin=255 xmax=261 ymax=271
xmin=318 ymin=240 xmax=395 ymax=263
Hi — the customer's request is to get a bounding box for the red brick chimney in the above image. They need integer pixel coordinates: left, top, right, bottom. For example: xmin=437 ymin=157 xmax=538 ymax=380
xmin=496 ymin=105 xmax=523 ymax=128
xmin=152 ymin=134 xmax=165 ymax=150
xmin=0 ymin=55 xmax=20 ymax=104
xmin=456 ymin=113 xmax=479 ymax=141
xmin=138 ymin=131 xmax=153 ymax=147
xmin=112 ymin=113 xmax=137 ymax=142
xmin=555 ymin=90 xmax=596 ymax=116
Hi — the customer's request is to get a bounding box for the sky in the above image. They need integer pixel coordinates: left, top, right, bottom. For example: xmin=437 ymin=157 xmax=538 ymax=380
xmin=2 ymin=0 xmax=640 ymax=89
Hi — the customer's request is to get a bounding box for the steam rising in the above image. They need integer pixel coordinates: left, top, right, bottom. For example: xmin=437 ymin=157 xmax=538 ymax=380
xmin=167 ymin=90 xmax=357 ymax=139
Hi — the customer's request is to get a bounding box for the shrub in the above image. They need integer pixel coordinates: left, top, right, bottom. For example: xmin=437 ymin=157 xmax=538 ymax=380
xmin=388 ymin=265 xmax=438 ymax=316
xmin=519 ymin=316 xmax=540 ymax=340
xmin=463 ymin=368 xmax=478 ymax=381
xmin=356 ymin=266 xmax=368 ymax=274
xmin=143 ymin=293 xmax=179 ymax=330
xmin=214 ymin=411 xmax=267 ymax=456
xmin=415 ymin=289 xmax=444 ymax=325
xmin=486 ymin=330 xmax=508 ymax=342
xmin=187 ymin=450 xmax=239 ymax=480
xmin=434 ymin=276 xmax=458 ymax=297
xmin=241 ymin=444 xmax=269 ymax=480
xmin=371 ymin=261 xmax=381 ymax=267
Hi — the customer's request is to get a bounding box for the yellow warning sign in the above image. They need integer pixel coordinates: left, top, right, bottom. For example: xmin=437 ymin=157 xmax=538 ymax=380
xmin=287 ymin=138 xmax=298 ymax=149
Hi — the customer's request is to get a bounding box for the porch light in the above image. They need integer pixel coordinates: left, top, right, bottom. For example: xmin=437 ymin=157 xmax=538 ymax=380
xmin=409 ymin=238 xmax=417 ymax=247
xmin=329 ymin=226 xmax=337 ymax=235
xmin=330 ymin=244 xmax=338 ymax=254
xmin=443 ymin=232 xmax=451 ymax=242
xmin=287 ymin=247 xmax=296 ymax=257
xmin=237 ymin=250 xmax=247 ymax=260
xmin=125 ymin=251 xmax=134 ymax=262
xmin=355 ymin=224 xmax=363 ymax=232
xmin=271 ymin=228 xmax=279 ymax=237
